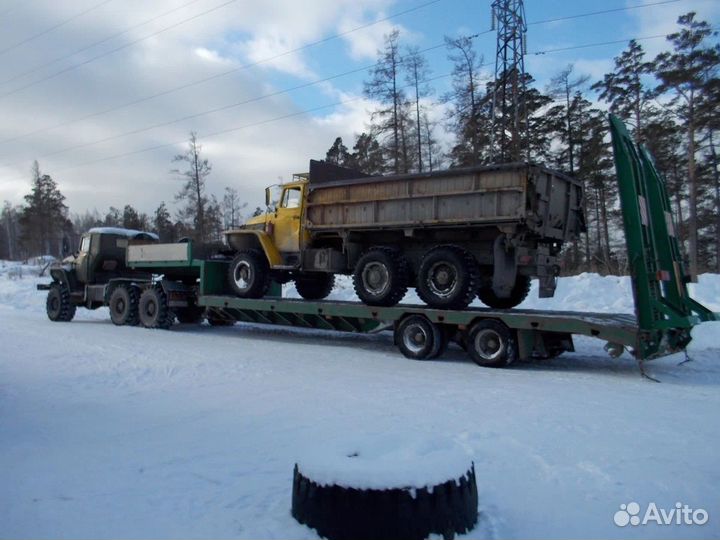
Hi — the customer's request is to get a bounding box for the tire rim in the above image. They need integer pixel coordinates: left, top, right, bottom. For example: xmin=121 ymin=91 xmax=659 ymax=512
xmin=362 ymin=261 xmax=390 ymax=296
xmin=115 ymin=298 xmax=125 ymax=314
xmin=427 ymin=261 xmax=458 ymax=298
xmin=233 ymin=260 xmax=253 ymax=291
xmin=473 ymin=328 xmax=505 ymax=361
xmin=402 ymin=322 xmax=428 ymax=354
xmin=146 ymin=299 xmax=157 ymax=317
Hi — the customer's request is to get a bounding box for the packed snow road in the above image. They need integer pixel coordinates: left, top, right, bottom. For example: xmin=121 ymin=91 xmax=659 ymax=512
xmin=1 ymin=271 xmax=719 ymax=539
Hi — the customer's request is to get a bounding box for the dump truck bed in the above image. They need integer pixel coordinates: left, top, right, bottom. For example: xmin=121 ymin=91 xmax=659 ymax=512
xmin=305 ymin=162 xmax=584 ymax=241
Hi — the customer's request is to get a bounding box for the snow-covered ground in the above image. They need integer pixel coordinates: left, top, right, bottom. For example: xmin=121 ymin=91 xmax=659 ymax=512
xmin=1 ymin=267 xmax=719 ymax=539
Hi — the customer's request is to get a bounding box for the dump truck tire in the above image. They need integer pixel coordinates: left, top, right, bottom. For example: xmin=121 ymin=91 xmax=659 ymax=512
xmin=227 ymin=249 xmax=270 ymax=298
xmin=352 ymin=247 xmax=409 ymax=306
xmin=417 ymin=246 xmax=479 ymax=310
xmin=291 ymin=463 xmax=478 ymax=540
xmin=138 ymin=285 xmax=174 ymax=329
xmin=109 ymin=284 xmax=140 ymax=326
xmin=294 ymin=273 xmax=335 ymax=300
xmin=477 ymin=274 xmax=531 ymax=309
xmin=395 ymin=315 xmax=446 ymax=360
xmin=46 ymin=282 xmax=76 ymax=322
xmin=466 ymin=319 xmax=517 ymax=367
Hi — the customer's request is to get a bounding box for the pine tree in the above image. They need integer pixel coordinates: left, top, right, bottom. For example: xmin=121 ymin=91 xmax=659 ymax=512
xmin=172 ymin=132 xmax=212 ymax=243
xmin=154 ymin=202 xmax=175 ymax=242
xmin=325 ymin=137 xmax=351 ymax=166
xmin=103 ymin=207 xmax=121 ymax=227
xmin=350 ymin=133 xmax=385 ymax=175
xmin=122 ymin=205 xmax=142 ymax=230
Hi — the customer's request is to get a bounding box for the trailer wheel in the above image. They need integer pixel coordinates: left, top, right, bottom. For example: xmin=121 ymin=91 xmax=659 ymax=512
xmin=395 ymin=315 xmax=445 ymax=360
xmin=417 ymin=246 xmax=479 ymax=310
xmin=294 ymin=273 xmax=335 ymax=300
xmin=292 ymin=463 xmax=478 ymax=540
xmin=353 ymin=247 xmax=409 ymax=306
xmin=108 ymin=284 xmax=139 ymax=326
xmin=138 ymin=285 xmax=174 ymax=329
xmin=477 ymin=275 xmax=531 ymax=309
xmin=46 ymin=282 xmax=76 ymax=322
xmin=228 ymin=249 xmax=270 ymax=298
xmin=466 ymin=319 xmax=517 ymax=367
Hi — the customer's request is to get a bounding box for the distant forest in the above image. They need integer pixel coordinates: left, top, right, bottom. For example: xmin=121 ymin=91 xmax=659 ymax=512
xmin=2 ymin=12 xmax=718 ymax=276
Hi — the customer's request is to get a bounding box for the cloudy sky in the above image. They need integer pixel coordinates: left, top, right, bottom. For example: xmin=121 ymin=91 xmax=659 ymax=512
xmin=0 ymin=0 xmax=717 ymax=218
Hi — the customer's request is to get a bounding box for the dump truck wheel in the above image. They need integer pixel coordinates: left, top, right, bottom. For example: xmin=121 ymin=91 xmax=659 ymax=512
xmin=395 ymin=315 xmax=445 ymax=360
xmin=175 ymin=307 xmax=204 ymax=324
xmin=109 ymin=284 xmax=140 ymax=326
xmin=291 ymin=463 xmax=478 ymax=540
xmin=294 ymin=273 xmax=335 ymax=300
xmin=228 ymin=249 xmax=270 ymax=298
xmin=477 ymin=275 xmax=531 ymax=309
xmin=466 ymin=319 xmax=517 ymax=367
xmin=138 ymin=285 xmax=174 ymax=329
xmin=417 ymin=246 xmax=479 ymax=310
xmin=46 ymin=282 xmax=76 ymax=322
xmin=352 ymin=247 xmax=409 ymax=306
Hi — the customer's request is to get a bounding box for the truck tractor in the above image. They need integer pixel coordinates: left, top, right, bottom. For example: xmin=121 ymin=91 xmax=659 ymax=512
xmin=225 ymin=161 xmax=585 ymax=310
xmin=38 ymin=228 xmax=205 ymax=328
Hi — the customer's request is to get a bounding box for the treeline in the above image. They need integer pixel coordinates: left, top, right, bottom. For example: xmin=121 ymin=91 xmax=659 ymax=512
xmin=322 ymin=13 xmax=719 ymax=275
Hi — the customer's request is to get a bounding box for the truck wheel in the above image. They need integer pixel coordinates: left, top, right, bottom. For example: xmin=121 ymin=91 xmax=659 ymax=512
xmin=352 ymin=247 xmax=409 ymax=306
xmin=477 ymin=275 xmax=531 ymax=309
xmin=417 ymin=246 xmax=479 ymax=310
xmin=109 ymin=285 xmax=140 ymax=326
xmin=46 ymin=282 xmax=76 ymax=322
xmin=292 ymin=463 xmax=478 ymax=540
xmin=138 ymin=285 xmax=174 ymax=329
xmin=395 ymin=315 xmax=446 ymax=360
xmin=294 ymin=273 xmax=335 ymax=300
xmin=465 ymin=319 xmax=517 ymax=367
xmin=228 ymin=250 xmax=270 ymax=298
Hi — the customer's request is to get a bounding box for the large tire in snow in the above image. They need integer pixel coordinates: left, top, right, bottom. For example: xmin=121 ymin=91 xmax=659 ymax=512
xmin=477 ymin=274 xmax=531 ymax=309
xmin=291 ymin=463 xmax=478 ymax=540
xmin=416 ymin=245 xmax=479 ymax=310
xmin=294 ymin=273 xmax=335 ymax=300
xmin=352 ymin=247 xmax=409 ymax=307
xmin=109 ymin=284 xmax=140 ymax=326
xmin=138 ymin=285 xmax=174 ymax=329
xmin=227 ymin=249 xmax=270 ymax=298
xmin=46 ymin=282 xmax=76 ymax=322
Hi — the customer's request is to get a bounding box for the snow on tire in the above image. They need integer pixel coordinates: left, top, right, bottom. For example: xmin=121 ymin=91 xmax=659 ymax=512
xmin=291 ymin=463 xmax=478 ymax=540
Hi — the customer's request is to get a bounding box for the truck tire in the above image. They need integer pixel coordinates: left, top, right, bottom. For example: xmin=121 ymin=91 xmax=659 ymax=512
xmin=417 ymin=246 xmax=479 ymax=310
xmin=395 ymin=315 xmax=446 ymax=360
xmin=228 ymin=249 xmax=270 ymax=298
xmin=352 ymin=247 xmax=409 ymax=306
xmin=46 ymin=282 xmax=76 ymax=322
xmin=477 ymin=275 xmax=531 ymax=309
xmin=109 ymin=284 xmax=140 ymax=326
xmin=466 ymin=319 xmax=517 ymax=367
xmin=291 ymin=463 xmax=478 ymax=540
xmin=138 ymin=285 xmax=174 ymax=329
xmin=294 ymin=273 xmax=335 ymax=300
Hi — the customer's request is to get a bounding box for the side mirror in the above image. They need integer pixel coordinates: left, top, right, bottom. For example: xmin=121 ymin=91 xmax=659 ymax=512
xmin=265 ymin=187 xmax=271 ymax=208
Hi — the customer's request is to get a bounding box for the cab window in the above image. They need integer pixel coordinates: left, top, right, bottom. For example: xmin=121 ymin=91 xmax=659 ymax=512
xmin=281 ymin=187 xmax=301 ymax=209
xmin=79 ymin=235 xmax=91 ymax=253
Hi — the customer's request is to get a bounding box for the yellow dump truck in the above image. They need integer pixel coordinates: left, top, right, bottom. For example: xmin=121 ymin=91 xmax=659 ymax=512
xmin=225 ymin=161 xmax=585 ymax=310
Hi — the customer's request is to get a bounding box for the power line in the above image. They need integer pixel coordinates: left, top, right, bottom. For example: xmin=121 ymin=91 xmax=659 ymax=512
xmin=529 ymin=34 xmax=667 ymax=55
xmin=527 ymin=0 xmax=683 ymax=26
xmin=0 ymin=0 xmax=441 ymax=145
xmin=0 ymin=0 xmax=207 ymax=86
xmin=0 ymin=0 xmax=115 ymax=57
xmin=0 ymin=0 xmax=239 ymax=100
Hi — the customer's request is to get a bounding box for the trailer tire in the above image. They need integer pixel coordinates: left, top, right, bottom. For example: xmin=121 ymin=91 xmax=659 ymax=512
xmin=395 ymin=315 xmax=445 ymax=360
xmin=291 ymin=463 xmax=478 ymax=540
xmin=294 ymin=273 xmax=335 ymax=300
xmin=477 ymin=275 xmax=531 ymax=309
xmin=228 ymin=250 xmax=270 ymax=298
xmin=417 ymin=246 xmax=479 ymax=310
xmin=353 ymin=247 xmax=409 ymax=306
xmin=466 ymin=319 xmax=517 ymax=367
xmin=109 ymin=284 xmax=140 ymax=326
xmin=138 ymin=285 xmax=174 ymax=329
xmin=46 ymin=282 xmax=76 ymax=322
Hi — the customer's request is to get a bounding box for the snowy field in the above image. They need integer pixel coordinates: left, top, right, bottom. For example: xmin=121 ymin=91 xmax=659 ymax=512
xmin=1 ymin=263 xmax=719 ymax=539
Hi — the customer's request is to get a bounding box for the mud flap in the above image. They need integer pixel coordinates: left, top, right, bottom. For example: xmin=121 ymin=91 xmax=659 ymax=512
xmin=492 ymin=235 xmax=517 ymax=298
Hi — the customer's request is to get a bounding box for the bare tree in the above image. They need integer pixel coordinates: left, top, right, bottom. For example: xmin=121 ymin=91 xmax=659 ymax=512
xmin=404 ymin=46 xmax=432 ymax=172
xmin=171 ymin=132 xmax=212 ymax=243
xmin=222 ymin=187 xmax=246 ymax=229
xmin=547 ymin=65 xmax=590 ymax=175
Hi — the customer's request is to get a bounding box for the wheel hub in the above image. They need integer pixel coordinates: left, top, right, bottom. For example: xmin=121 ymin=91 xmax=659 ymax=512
xmin=362 ymin=262 xmax=390 ymax=296
xmin=403 ymin=323 xmax=428 ymax=354
xmin=427 ymin=261 xmax=458 ymax=298
xmin=234 ymin=261 xmax=253 ymax=291
xmin=474 ymin=329 xmax=504 ymax=360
